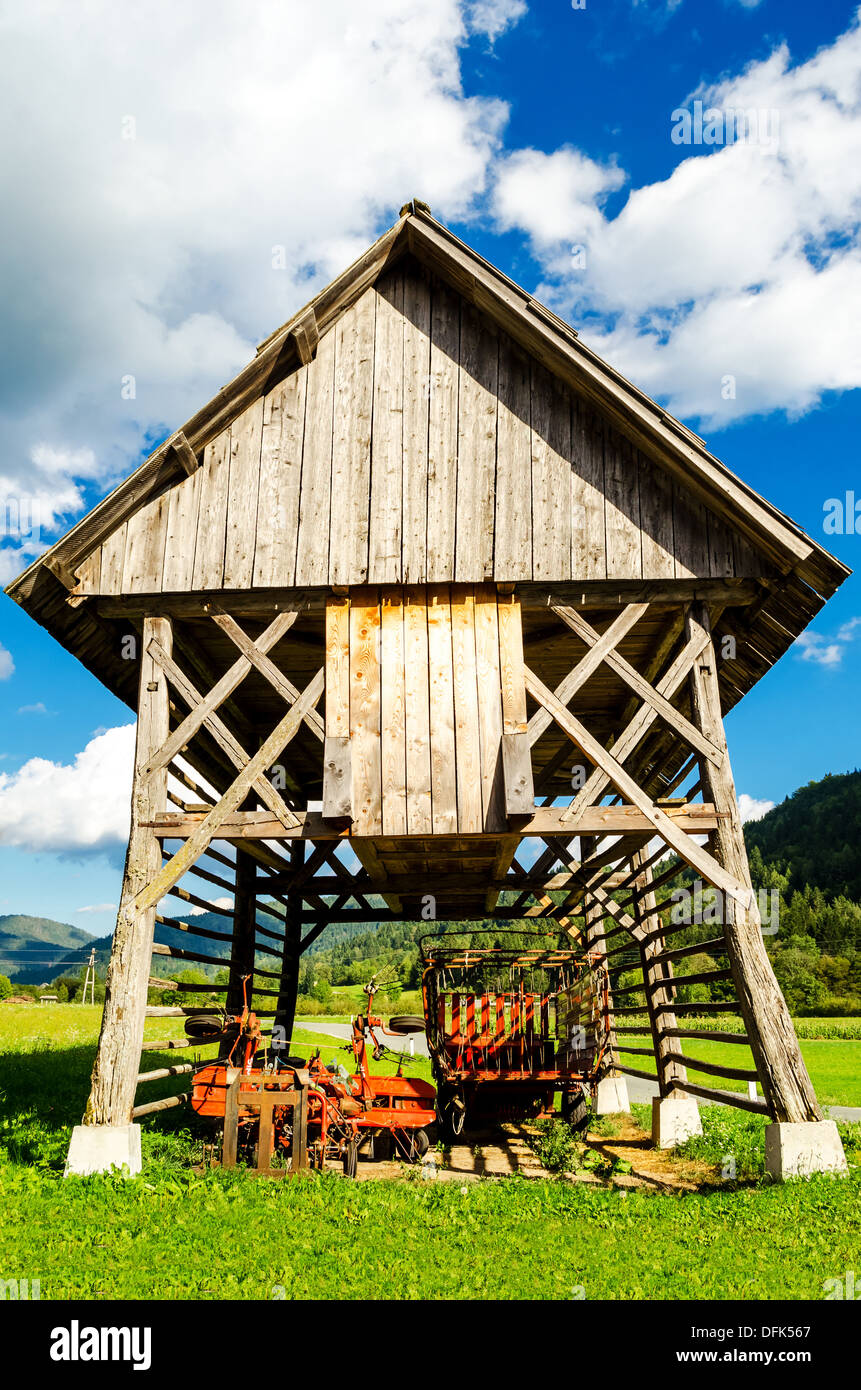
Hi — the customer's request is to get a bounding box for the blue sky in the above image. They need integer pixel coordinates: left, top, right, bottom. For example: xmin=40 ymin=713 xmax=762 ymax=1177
xmin=0 ymin=0 xmax=859 ymax=930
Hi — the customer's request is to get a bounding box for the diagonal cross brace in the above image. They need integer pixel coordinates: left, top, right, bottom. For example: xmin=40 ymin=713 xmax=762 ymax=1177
xmin=564 ymin=621 xmax=713 ymax=822
xmin=523 ymin=664 xmax=747 ymax=902
xmin=552 ymin=604 xmax=723 ymax=768
xmin=141 ymin=609 xmax=300 ymax=781
xmin=527 ymin=603 xmax=648 ymax=747
xmin=147 ymin=639 xmax=301 ymax=828
xmin=212 ymin=611 xmax=325 ymax=742
xmin=130 ymin=668 xmax=325 ymax=918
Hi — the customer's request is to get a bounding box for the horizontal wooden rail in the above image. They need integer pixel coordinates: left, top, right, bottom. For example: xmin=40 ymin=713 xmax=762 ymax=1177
xmin=136 ymin=1063 xmax=194 ymax=1085
xmin=664 ymin=1051 xmax=758 ymax=1083
xmin=662 ymin=1027 xmax=750 ymax=1045
xmin=140 ymin=1038 xmax=193 ymax=1051
xmin=662 ymin=968 xmax=734 ymax=990
xmin=662 ymin=937 xmax=729 ymax=963
xmin=655 ymin=1001 xmax=738 ymax=1015
xmin=669 ymin=1080 xmax=769 ymax=1115
xmin=132 ymin=1092 xmax=190 ymax=1119
xmin=615 ymin=1044 xmax=657 ymax=1058
xmin=612 ymin=1063 xmax=659 ymax=1083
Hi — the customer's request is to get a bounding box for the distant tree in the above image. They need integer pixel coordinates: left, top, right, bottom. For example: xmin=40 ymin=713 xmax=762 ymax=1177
xmin=0 ymin=974 xmax=12 ymax=1000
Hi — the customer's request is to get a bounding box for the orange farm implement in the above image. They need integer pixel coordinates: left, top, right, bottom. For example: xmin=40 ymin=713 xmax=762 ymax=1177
xmin=190 ymin=976 xmax=435 ymax=1175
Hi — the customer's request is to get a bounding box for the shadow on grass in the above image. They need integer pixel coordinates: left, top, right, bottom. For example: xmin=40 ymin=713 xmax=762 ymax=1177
xmin=0 ymin=1042 xmax=209 ymax=1172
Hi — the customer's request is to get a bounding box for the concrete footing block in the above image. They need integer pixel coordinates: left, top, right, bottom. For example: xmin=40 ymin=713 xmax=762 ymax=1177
xmin=652 ymin=1095 xmax=702 ymax=1148
xmin=764 ymin=1120 xmax=848 ymax=1181
xmin=594 ymin=1074 xmax=630 ymax=1114
xmin=65 ymin=1123 xmax=142 ymax=1178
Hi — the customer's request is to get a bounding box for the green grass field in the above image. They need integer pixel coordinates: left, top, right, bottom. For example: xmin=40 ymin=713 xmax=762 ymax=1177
xmin=1 ymin=1003 xmax=860 ymax=1300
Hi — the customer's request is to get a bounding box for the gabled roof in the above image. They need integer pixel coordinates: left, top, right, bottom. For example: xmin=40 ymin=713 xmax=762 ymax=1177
xmin=5 ymin=201 xmax=849 ymax=609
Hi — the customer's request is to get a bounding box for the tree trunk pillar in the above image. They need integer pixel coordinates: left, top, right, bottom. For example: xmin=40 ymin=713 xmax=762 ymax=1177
xmin=685 ymin=603 xmax=822 ymax=1123
xmin=86 ymin=616 xmax=172 ymax=1126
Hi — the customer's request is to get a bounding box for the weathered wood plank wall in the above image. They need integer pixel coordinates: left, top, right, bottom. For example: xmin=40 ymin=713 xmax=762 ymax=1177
xmin=84 ymin=262 xmax=764 ymax=595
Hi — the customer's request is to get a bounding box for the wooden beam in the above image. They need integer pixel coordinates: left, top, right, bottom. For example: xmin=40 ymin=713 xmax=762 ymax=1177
xmin=87 ymin=617 xmax=173 ymax=1125
xmin=685 ymin=603 xmax=822 ymax=1124
xmin=551 ymin=604 xmax=723 ymax=766
xmin=527 ymin=602 xmax=648 ymax=746
xmin=132 ymin=668 xmax=325 ymax=915
xmin=147 ymin=637 xmax=301 ymax=829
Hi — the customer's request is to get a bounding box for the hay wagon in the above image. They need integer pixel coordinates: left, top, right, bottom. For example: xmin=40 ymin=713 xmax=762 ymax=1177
xmin=421 ymin=931 xmax=611 ymax=1137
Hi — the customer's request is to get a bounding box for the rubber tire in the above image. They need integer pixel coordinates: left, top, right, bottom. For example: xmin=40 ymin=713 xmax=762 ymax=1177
xmin=343 ymin=1140 xmax=358 ymax=1178
xmin=387 ymin=1015 xmax=426 ymax=1035
xmin=413 ymin=1128 xmax=430 ymax=1158
xmin=562 ymin=1091 xmax=590 ymax=1133
xmin=373 ymin=1129 xmax=393 ymax=1162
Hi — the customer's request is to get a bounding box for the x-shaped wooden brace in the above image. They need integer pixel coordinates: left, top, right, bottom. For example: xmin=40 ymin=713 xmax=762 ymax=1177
xmin=558 ymin=606 xmax=721 ymax=824
xmin=130 ymin=666 xmax=325 ymax=917
xmin=523 ymin=663 xmax=748 ymax=904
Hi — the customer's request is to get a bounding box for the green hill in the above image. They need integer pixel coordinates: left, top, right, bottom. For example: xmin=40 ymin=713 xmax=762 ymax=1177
xmin=744 ymin=770 xmax=861 ymax=900
xmin=0 ymin=914 xmax=94 ymax=983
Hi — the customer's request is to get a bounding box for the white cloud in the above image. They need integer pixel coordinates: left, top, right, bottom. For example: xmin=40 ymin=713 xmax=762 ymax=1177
xmin=0 ymin=0 xmax=518 ymax=580
xmin=76 ymin=903 xmax=116 ymax=914
xmin=0 ymin=724 xmax=134 ymax=853
xmin=17 ymin=702 xmax=52 ymax=715
xmin=465 ymin=0 xmax=526 ymax=42
xmin=180 ymin=895 xmax=234 ymax=917
xmin=0 ymin=643 xmax=13 ymax=680
xmin=794 ymin=617 xmax=861 ymax=667
xmin=738 ymin=794 xmax=775 ymax=823
xmin=493 ymin=14 xmax=861 ymax=426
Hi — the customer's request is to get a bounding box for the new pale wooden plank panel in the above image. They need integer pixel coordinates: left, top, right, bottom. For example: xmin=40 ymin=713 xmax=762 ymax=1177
xmin=473 ymin=583 xmax=506 ymax=831
xmin=322 ymin=593 xmax=351 ymax=820
xmin=163 ymin=466 xmax=202 ymax=592
xmin=427 ymin=585 xmax=457 ymax=834
xmin=368 ymin=272 xmax=404 ymax=584
xmin=192 ymin=431 xmax=230 ymax=590
xmin=253 ymin=368 xmax=307 ymax=588
xmin=571 ymin=398 xmax=606 ymax=579
xmin=451 ymin=587 xmax=483 ymax=832
xmin=330 ymin=289 xmax=376 ymax=585
xmin=427 ymin=283 xmax=460 ymax=583
xmin=295 ymin=327 xmax=336 ymax=586
xmin=530 ymin=363 xmax=572 ymax=581
xmin=604 ymin=427 xmax=642 ymax=580
xmin=495 ymin=336 xmax=532 ymax=579
xmin=402 ymin=271 xmax=432 ymax=583
xmin=349 ymin=587 xmax=382 ymax=835
xmin=403 ymin=585 xmax=433 ymax=835
xmin=380 ymin=591 xmax=407 ymax=835
xmin=497 ymin=590 xmax=534 ymax=817
xmin=455 ymin=303 xmax=498 ymax=582
xmin=223 ymin=397 xmax=264 ymax=589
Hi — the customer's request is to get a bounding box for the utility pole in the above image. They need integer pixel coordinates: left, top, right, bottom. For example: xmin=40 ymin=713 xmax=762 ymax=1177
xmin=82 ymin=947 xmax=96 ymax=1006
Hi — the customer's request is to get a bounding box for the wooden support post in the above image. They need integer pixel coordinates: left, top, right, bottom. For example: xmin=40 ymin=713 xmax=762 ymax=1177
xmin=87 ymin=616 xmax=173 ymax=1125
xmin=631 ymin=850 xmax=687 ymax=1098
xmin=273 ymin=842 xmax=303 ymax=1049
xmin=685 ymin=603 xmax=822 ymax=1123
xmin=225 ymin=849 xmax=258 ymax=1019
xmin=581 ymin=838 xmax=620 ymax=1075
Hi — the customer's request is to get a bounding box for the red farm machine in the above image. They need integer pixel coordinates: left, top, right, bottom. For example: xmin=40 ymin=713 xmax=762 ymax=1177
xmin=420 ymin=931 xmax=612 ymax=1139
xmin=189 ymin=975 xmax=435 ymax=1176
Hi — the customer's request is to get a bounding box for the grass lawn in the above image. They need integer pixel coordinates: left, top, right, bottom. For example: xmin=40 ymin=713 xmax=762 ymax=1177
xmin=1 ymin=1002 xmax=860 ymax=1301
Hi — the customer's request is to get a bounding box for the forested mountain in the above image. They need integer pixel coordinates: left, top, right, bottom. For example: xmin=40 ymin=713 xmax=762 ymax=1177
xmin=744 ymin=770 xmax=861 ymax=900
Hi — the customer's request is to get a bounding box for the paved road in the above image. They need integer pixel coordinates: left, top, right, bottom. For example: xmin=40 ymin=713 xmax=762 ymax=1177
xmin=299 ymin=1020 xmax=861 ymax=1120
